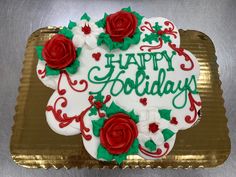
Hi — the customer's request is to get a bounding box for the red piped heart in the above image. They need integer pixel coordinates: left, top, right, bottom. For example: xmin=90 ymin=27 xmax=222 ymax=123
xmin=139 ymin=98 xmax=147 ymax=106
xmin=170 ymin=117 xmax=178 ymax=125
xmin=92 ymin=52 xmax=101 ymax=61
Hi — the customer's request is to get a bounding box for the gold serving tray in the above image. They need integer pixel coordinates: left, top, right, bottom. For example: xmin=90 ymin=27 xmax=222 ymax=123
xmin=10 ymin=27 xmax=230 ymax=169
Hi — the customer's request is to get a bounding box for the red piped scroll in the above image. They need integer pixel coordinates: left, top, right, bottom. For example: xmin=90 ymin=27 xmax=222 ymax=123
xmin=46 ymin=96 xmax=92 ymax=140
xmin=37 ymin=68 xmax=46 ymax=79
xmin=139 ymin=143 xmax=170 ymax=158
xmin=46 ymin=94 xmax=112 ymax=140
xmin=185 ymin=92 xmax=202 ymax=124
xmin=46 ymin=97 xmax=78 ymax=128
xmin=168 ymin=42 xmax=194 ymax=71
xmin=158 ymin=21 xmax=177 ymax=38
xmin=88 ymin=94 xmax=111 ymax=118
xmin=140 ymin=38 xmax=163 ymax=52
xmin=76 ymin=97 xmax=93 ymax=140
xmin=57 ymin=70 xmax=88 ymax=95
xmin=140 ymin=21 xmax=155 ymax=33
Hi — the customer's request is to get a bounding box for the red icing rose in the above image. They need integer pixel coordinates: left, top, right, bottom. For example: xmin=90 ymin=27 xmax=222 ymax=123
xmin=100 ymin=113 xmax=138 ymax=155
xmin=42 ymin=34 xmax=76 ymax=69
xmin=105 ymin=10 xmax=138 ymax=42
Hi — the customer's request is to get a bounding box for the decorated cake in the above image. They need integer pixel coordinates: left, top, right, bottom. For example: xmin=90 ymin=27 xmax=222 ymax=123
xmin=35 ymin=7 xmax=202 ymax=164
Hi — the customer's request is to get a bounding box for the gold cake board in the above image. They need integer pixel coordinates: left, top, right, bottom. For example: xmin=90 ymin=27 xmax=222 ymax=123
xmin=10 ymin=27 xmax=230 ymax=169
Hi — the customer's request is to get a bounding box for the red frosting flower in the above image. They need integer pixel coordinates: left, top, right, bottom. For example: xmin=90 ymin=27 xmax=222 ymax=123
xmin=105 ymin=10 xmax=138 ymax=42
xmin=42 ymin=34 xmax=76 ymax=69
xmin=100 ymin=113 xmax=138 ymax=155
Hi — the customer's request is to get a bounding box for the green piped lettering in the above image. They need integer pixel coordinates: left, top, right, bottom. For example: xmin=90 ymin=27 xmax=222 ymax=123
xmin=88 ymin=51 xmax=198 ymax=109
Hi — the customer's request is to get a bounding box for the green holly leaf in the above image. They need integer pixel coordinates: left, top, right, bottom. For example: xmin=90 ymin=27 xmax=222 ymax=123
xmin=89 ymin=107 xmax=97 ymax=116
xmin=80 ymin=13 xmax=91 ymax=21
xmin=76 ymin=47 xmax=82 ymax=57
xmin=122 ymin=6 xmax=132 ymax=12
xmin=92 ymin=118 xmax=105 ymax=137
xmin=153 ymin=22 xmax=162 ymax=32
xmin=144 ymin=139 xmax=157 ymax=151
xmin=105 ymin=101 xmax=126 ymax=117
xmin=68 ymin=20 xmax=76 ymax=29
xmin=94 ymin=92 xmax=104 ymax=102
xmin=45 ymin=65 xmax=60 ymax=76
xmin=58 ymin=27 xmax=73 ymax=39
xmin=65 ymin=60 xmax=80 ymax=74
xmin=128 ymin=110 xmax=139 ymax=123
xmin=97 ymin=144 xmax=113 ymax=161
xmin=162 ymin=128 xmax=175 ymax=141
xmin=97 ymin=138 xmax=139 ymax=164
xmin=161 ymin=34 xmax=171 ymax=43
xmin=101 ymin=104 xmax=107 ymax=112
xmin=114 ymin=139 xmax=139 ymax=164
xmin=114 ymin=154 xmax=127 ymax=165
xmin=158 ymin=109 xmax=171 ymax=121
xmin=103 ymin=101 xmax=139 ymax=123
xmin=127 ymin=138 xmax=139 ymax=155
xmin=121 ymin=7 xmax=143 ymax=25
xmin=143 ymin=33 xmax=159 ymax=44
xmin=122 ymin=37 xmax=132 ymax=50
xmin=35 ymin=46 xmax=44 ymax=61
xmin=95 ymin=13 xmax=108 ymax=28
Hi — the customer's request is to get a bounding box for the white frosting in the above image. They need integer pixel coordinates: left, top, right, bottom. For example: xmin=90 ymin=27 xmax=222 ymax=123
xmin=36 ymin=16 xmax=201 ymax=161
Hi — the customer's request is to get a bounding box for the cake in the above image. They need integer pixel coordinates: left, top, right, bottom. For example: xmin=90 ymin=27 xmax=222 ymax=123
xmin=35 ymin=7 xmax=201 ymax=164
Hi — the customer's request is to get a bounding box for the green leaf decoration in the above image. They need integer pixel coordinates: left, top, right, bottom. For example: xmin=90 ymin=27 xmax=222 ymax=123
xmin=97 ymin=29 xmax=142 ymax=51
xmin=97 ymin=139 xmax=139 ymax=164
xmin=35 ymin=46 xmax=44 ymax=61
xmin=127 ymin=138 xmax=139 ymax=155
xmin=45 ymin=65 xmax=60 ymax=76
xmin=152 ymin=22 xmax=162 ymax=32
xmin=58 ymin=27 xmax=73 ymax=39
xmin=68 ymin=20 xmax=76 ymax=29
xmin=89 ymin=107 xmax=97 ymax=116
xmin=114 ymin=154 xmax=127 ymax=165
xmin=158 ymin=109 xmax=171 ymax=121
xmin=121 ymin=7 xmax=144 ymax=26
xmin=102 ymin=101 xmax=139 ymax=123
xmin=144 ymin=139 xmax=157 ymax=151
xmin=134 ymin=12 xmax=143 ymax=26
xmin=128 ymin=110 xmax=139 ymax=123
xmin=114 ymin=138 xmax=139 ymax=164
xmin=65 ymin=59 xmax=80 ymax=74
xmin=161 ymin=34 xmax=171 ymax=43
xmin=97 ymin=144 xmax=113 ymax=161
xmin=94 ymin=92 xmax=104 ymax=102
xmin=122 ymin=6 xmax=132 ymax=12
xmin=162 ymin=128 xmax=175 ymax=141
xmin=80 ymin=13 xmax=91 ymax=21
xmin=92 ymin=118 xmax=105 ymax=137
xmin=101 ymin=104 xmax=108 ymax=112
xmin=105 ymin=101 xmax=126 ymax=117
xmin=143 ymin=33 xmax=159 ymax=44
xmin=76 ymin=47 xmax=82 ymax=57
xmin=95 ymin=13 xmax=108 ymax=28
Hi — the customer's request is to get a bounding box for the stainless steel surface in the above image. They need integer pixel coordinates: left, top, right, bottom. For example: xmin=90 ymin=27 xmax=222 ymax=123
xmin=0 ymin=0 xmax=235 ymax=176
